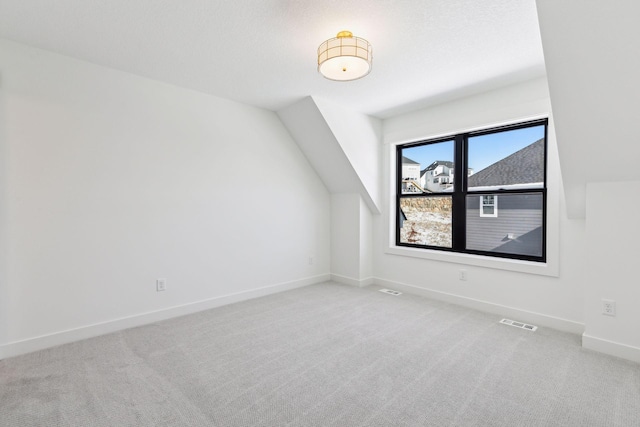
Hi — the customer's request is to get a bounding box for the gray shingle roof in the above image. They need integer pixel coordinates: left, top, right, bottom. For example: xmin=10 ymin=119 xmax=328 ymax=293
xmin=467 ymin=139 xmax=544 ymax=187
xmin=424 ymin=160 xmax=453 ymax=172
xmin=420 ymin=161 xmax=454 ymax=176
xmin=402 ymin=156 xmax=419 ymax=165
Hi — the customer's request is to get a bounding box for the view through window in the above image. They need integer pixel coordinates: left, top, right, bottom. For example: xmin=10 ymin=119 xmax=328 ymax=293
xmin=396 ymin=120 xmax=547 ymax=261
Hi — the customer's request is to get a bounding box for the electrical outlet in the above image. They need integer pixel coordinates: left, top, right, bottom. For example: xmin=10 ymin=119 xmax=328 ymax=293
xmin=459 ymin=269 xmax=467 ymax=281
xmin=308 ymin=256 xmax=314 ymax=265
xmin=602 ymin=299 xmax=616 ymax=316
xmin=156 ymin=278 xmax=167 ymax=292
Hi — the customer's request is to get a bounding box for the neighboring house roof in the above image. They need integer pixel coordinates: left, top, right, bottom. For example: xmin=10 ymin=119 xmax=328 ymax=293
xmin=421 ymin=160 xmax=454 ymax=176
xmin=423 ymin=160 xmax=454 ymax=172
xmin=467 ymin=139 xmax=544 ymax=187
xmin=402 ymin=156 xmax=419 ymax=165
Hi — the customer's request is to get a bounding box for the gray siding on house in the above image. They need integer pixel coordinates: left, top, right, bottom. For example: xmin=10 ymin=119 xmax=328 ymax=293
xmin=466 ymin=193 xmax=543 ymax=256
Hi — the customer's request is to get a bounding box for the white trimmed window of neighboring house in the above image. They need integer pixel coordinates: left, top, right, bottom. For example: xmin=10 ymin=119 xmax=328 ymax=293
xmin=480 ymin=195 xmax=497 ymax=217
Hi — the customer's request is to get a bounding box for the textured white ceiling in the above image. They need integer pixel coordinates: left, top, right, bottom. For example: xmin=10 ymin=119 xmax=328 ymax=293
xmin=0 ymin=0 xmax=546 ymax=118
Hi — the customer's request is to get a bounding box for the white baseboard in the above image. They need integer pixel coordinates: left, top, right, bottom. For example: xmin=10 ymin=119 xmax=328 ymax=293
xmin=0 ymin=273 xmax=331 ymax=360
xmin=373 ymin=277 xmax=584 ymax=335
xmin=582 ymin=333 xmax=640 ymax=364
xmin=330 ymin=274 xmax=374 ymax=288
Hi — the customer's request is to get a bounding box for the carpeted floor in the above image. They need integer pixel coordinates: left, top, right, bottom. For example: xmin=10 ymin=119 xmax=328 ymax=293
xmin=1 ymin=282 xmax=639 ymax=426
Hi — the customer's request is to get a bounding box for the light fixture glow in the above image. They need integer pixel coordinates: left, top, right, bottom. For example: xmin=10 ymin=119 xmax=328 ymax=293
xmin=318 ymin=30 xmax=372 ymax=81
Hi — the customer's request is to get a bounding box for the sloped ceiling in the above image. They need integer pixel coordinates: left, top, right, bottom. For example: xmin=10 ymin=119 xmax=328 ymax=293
xmin=536 ymin=0 xmax=640 ymax=218
xmin=278 ymin=97 xmax=381 ymax=213
xmin=0 ymin=0 xmax=545 ymax=118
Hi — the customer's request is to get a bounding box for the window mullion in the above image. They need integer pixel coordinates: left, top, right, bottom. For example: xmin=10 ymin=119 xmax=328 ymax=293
xmin=452 ymin=135 xmax=466 ymax=250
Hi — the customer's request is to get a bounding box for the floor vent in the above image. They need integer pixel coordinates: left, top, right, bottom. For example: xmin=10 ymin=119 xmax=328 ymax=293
xmin=379 ymin=288 xmax=402 ymax=296
xmin=500 ymin=318 xmax=538 ymax=331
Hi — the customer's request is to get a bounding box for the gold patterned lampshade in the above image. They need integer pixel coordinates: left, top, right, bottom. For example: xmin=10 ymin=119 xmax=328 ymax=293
xmin=317 ymin=31 xmax=372 ymax=81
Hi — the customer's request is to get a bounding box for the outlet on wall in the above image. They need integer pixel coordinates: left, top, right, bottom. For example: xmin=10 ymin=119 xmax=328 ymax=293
xmin=459 ymin=269 xmax=467 ymax=281
xmin=156 ymin=278 xmax=167 ymax=292
xmin=602 ymin=299 xmax=616 ymax=316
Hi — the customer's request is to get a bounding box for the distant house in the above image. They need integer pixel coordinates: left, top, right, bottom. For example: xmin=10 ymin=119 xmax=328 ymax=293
xmin=466 ymin=139 xmax=545 ymax=257
xmin=420 ymin=160 xmax=454 ymax=192
xmin=401 ymin=156 xmax=424 ymax=193
xmin=418 ymin=161 xmax=474 ymax=193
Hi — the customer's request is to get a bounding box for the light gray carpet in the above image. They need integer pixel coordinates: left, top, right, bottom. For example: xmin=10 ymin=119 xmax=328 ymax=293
xmin=1 ymin=282 xmax=639 ymax=426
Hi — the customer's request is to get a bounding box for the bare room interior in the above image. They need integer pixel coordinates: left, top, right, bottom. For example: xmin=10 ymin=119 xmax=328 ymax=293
xmin=1 ymin=1 xmax=639 ymax=426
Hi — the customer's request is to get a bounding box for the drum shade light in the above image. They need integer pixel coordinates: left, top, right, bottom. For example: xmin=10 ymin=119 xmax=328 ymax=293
xmin=317 ymin=31 xmax=372 ymax=81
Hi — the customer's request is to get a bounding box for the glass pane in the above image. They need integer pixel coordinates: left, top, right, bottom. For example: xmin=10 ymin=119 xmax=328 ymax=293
xmin=466 ymin=193 xmax=543 ymax=257
xmin=467 ymin=125 xmax=545 ymax=191
xmin=400 ymin=140 xmax=454 ymax=194
xmin=399 ymin=197 xmax=452 ymax=247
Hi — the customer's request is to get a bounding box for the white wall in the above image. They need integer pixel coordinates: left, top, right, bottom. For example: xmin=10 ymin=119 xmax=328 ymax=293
xmin=313 ymin=97 xmax=382 ymax=213
xmin=359 ymin=196 xmax=373 ymax=282
xmin=330 ymin=193 xmax=374 ymax=287
xmin=535 ymin=1 xmax=640 ymax=362
xmin=536 ymin=0 xmax=640 ymax=219
xmin=583 ymin=182 xmax=640 ymax=361
xmin=0 ymin=39 xmax=331 ymax=358
xmin=277 ymin=97 xmax=381 ymax=214
xmin=374 ymin=78 xmax=587 ymax=334
xmin=330 ymin=194 xmax=361 ymax=284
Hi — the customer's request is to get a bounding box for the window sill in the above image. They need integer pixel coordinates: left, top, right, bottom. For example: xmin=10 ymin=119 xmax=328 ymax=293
xmin=385 ymin=245 xmax=559 ymax=277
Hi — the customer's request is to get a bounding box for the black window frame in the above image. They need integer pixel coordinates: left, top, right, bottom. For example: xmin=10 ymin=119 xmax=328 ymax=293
xmin=395 ymin=119 xmax=548 ymax=263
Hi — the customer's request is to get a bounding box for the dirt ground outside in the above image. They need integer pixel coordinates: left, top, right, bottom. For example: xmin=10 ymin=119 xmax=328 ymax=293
xmin=400 ymin=198 xmax=452 ymax=247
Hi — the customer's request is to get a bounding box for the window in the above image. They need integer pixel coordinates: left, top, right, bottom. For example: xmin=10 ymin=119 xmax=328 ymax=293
xmin=480 ymin=195 xmax=497 ymax=217
xmin=396 ymin=119 xmax=547 ymax=262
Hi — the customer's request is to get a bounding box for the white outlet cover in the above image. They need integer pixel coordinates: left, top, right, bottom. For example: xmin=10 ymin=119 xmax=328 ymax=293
xmin=602 ymin=299 xmax=616 ymax=316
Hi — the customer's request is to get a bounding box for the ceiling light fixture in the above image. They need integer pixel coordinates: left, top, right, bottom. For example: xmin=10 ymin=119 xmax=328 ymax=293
xmin=317 ymin=30 xmax=372 ymax=81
